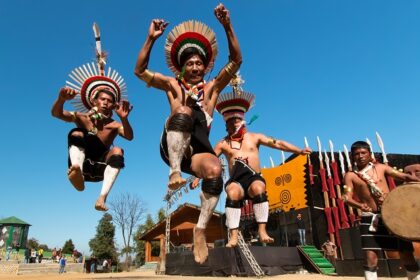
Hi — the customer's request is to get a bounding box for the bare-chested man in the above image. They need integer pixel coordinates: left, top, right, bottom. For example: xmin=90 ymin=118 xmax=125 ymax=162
xmin=52 ymin=87 xmax=133 ymax=211
xmin=343 ymin=141 xmax=419 ymax=280
xmin=212 ymin=92 xmax=311 ymax=247
xmin=134 ymin=4 xmax=241 ymax=264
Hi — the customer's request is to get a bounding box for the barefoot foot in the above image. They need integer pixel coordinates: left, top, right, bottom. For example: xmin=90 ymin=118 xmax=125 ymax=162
xmin=226 ymin=229 xmax=239 ymax=247
xmin=68 ymin=165 xmax=85 ymax=191
xmin=258 ymin=231 xmax=274 ymax=244
xmin=168 ymin=172 xmax=187 ymax=190
xmin=95 ymin=195 xmax=108 ymax=211
xmin=193 ymin=227 xmax=208 ymax=264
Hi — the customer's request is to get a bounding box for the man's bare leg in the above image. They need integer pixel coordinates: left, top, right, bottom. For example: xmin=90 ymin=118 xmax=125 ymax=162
xmin=226 ymin=229 xmax=239 ymax=247
xmin=166 ymin=112 xmax=192 ymax=190
xmin=193 ymin=227 xmax=208 ymax=264
xmin=95 ymin=165 xmax=120 ymax=211
xmin=68 ymin=165 xmax=85 ymax=191
xmin=257 ymin=223 xmax=274 ymax=243
xmin=68 ymin=144 xmax=86 ymax=191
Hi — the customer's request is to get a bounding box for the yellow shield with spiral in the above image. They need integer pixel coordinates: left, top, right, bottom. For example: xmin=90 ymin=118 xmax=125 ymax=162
xmin=261 ymin=155 xmax=307 ymax=212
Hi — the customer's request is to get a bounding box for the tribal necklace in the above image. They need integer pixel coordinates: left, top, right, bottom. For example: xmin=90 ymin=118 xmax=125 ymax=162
xmin=227 ymin=126 xmax=247 ymax=150
xmin=179 ymin=78 xmax=205 ymax=107
xmin=353 ymin=163 xmax=384 ymax=199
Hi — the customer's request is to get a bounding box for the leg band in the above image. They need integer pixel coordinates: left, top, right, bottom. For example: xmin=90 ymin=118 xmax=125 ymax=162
xmin=225 ymin=199 xmax=243 ymax=208
xmin=252 ymin=192 xmax=268 ymax=204
xmin=167 ymin=113 xmax=193 ymax=132
xmin=363 ymin=265 xmax=378 ymax=272
xmin=68 ymin=128 xmax=86 ymax=148
xmin=106 ymin=155 xmax=125 ymax=169
xmin=202 ymin=177 xmax=223 ymax=195
xmin=225 ymin=207 xmax=241 ymax=229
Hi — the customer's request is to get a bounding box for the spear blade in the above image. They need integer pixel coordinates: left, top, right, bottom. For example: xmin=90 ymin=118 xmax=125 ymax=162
xmin=366 ymin=138 xmax=376 ymax=162
xmin=376 ymin=131 xmax=388 ymax=164
xmin=281 ymin=151 xmax=285 ymax=165
xmin=329 ymin=140 xmax=335 ymax=162
xmin=338 ymin=150 xmax=346 ymax=175
xmin=317 ymin=136 xmax=323 ymax=162
xmin=343 ymin=144 xmax=352 ymax=171
xmin=324 ymin=151 xmax=331 ymax=177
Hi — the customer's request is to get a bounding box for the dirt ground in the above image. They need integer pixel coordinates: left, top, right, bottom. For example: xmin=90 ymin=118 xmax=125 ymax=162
xmin=0 ymin=270 xmax=408 ymax=280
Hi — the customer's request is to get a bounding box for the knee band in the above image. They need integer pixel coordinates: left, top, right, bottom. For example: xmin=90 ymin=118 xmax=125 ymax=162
xmin=202 ymin=177 xmax=223 ymax=195
xmin=252 ymin=192 xmax=268 ymax=204
xmin=68 ymin=129 xmax=86 ymax=148
xmin=107 ymin=155 xmax=125 ymax=169
xmin=363 ymin=265 xmax=378 ymax=272
xmin=225 ymin=199 xmax=243 ymax=208
xmin=167 ymin=113 xmax=193 ymax=132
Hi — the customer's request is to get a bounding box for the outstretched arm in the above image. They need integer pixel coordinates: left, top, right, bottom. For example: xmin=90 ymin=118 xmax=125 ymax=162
xmin=385 ymin=165 xmax=420 ymax=183
xmin=209 ymin=4 xmax=243 ymax=101
xmin=258 ymin=134 xmax=312 ymax=155
xmin=115 ymin=100 xmax=134 ymax=141
xmin=51 ymin=87 xmax=79 ymax=122
xmin=134 ymin=19 xmax=173 ymax=91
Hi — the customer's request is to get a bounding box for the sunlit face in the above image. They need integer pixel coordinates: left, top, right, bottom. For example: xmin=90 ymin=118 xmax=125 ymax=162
xmin=93 ymin=91 xmax=115 ymax=116
xmin=226 ymin=117 xmax=243 ymax=135
xmin=182 ymin=55 xmax=205 ymax=85
xmin=351 ymin=148 xmax=371 ymax=168
xmin=404 ymin=164 xmax=420 ymax=180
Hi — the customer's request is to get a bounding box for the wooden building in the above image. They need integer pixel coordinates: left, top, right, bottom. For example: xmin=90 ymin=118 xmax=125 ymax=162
xmin=139 ymin=203 xmax=225 ymax=262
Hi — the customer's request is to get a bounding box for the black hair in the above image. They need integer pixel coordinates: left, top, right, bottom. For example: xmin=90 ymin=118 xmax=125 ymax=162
xmin=179 ymin=47 xmax=207 ymax=68
xmin=350 ymin=141 xmax=371 ymax=153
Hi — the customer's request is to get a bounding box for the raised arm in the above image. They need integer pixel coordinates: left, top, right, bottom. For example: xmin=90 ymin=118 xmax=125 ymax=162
xmin=209 ymin=4 xmax=243 ymax=101
xmin=51 ymin=87 xmax=79 ymax=122
xmin=134 ymin=19 xmax=173 ymax=91
xmin=115 ymin=100 xmax=134 ymax=141
xmin=258 ymin=134 xmax=312 ymax=155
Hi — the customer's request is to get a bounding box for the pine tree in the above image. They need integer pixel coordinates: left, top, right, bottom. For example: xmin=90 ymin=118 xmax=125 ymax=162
xmin=62 ymin=239 xmax=75 ymax=254
xmin=89 ymin=213 xmax=118 ymax=263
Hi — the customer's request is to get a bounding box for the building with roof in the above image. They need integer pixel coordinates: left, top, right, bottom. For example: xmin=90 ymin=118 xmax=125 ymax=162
xmin=0 ymin=216 xmax=31 ymax=249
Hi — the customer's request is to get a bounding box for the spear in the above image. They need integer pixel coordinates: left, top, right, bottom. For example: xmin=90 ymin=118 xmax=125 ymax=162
xmin=305 ymin=137 xmax=315 ymax=185
xmin=317 ymin=137 xmax=335 ymax=245
xmin=269 ymin=156 xmax=275 ymax=168
xmin=339 ymin=151 xmax=356 ymax=226
xmin=329 ymin=141 xmax=349 ymax=229
xmin=343 ymin=144 xmax=362 ymax=220
xmin=281 ymin=151 xmax=286 ymax=165
xmin=92 ymin=23 xmax=106 ymax=76
xmin=376 ymin=132 xmax=397 ymax=190
xmin=366 ymin=138 xmax=376 ymax=163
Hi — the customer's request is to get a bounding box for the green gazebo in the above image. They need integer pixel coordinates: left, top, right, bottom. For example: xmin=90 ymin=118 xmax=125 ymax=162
xmin=0 ymin=216 xmax=31 ymax=249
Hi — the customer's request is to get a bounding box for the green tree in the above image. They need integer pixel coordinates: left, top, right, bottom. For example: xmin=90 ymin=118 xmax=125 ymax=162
xmin=133 ymin=211 xmax=163 ymax=267
xmin=156 ymin=208 xmax=166 ymax=222
xmin=89 ymin=213 xmax=118 ymax=263
xmin=38 ymin=244 xmax=50 ymax=251
xmin=62 ymin=239 xmax=75 ymax=254
xmin=27 ymin=238 xmax=39 ymax=250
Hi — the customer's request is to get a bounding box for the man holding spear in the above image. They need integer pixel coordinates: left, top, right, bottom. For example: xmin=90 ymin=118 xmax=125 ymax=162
xmin=342 ymin=141 xmax=420 ymax=280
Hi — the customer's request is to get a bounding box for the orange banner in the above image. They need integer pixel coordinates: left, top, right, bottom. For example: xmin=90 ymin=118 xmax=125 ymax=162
xmin=261 ymin=155 xmax=307 ymax=212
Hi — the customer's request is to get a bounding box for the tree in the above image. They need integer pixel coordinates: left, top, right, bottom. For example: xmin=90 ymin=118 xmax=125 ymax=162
xmin=134 ymin=214 xmax=155 ymax=266
xmin=109 ymin=193 xmax=146 ymax=271
xmin=89 ymin=213 xmax=118 ymax=263
xmin=156 ymin=207 xmax=166 ymax=222
xmin=38 ymin=244 xmax=50 ymax=251
xmin=27 ymin=238 xmax=39 ymax=250
xmin=62 ymin=239 xmax=75 ymax=254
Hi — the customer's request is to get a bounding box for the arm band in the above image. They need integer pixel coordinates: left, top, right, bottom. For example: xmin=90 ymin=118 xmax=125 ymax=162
xmin=139 ymin=69 xmax=155 ymax=87
xmin=69 ymin=111 xmax=77 ymax=122
xmin=224 ymin=60 xmax=239 ymax=78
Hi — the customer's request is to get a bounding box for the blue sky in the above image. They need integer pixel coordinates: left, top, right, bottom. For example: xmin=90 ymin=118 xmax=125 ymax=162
xmin=1 ymin=0 xmax=420 ymax=254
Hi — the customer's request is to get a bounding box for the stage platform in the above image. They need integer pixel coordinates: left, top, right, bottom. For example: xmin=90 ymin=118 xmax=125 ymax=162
xmin=166 ymin=246 xmax=303 ymax=276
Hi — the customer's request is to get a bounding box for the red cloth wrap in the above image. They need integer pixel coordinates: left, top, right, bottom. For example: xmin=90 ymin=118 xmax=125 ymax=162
xmin=324 ymin=207 xmax=335 ymax=234
xmin=331 ymin=161 xmax=341 ymax=185
xmin=337 ymin=199 xmax=350 ymax=229
xmin=332 ymin=207 xmax=341 ymax=246
xmin=386 ymin=175 xmax=396 ymax=191
xmin=308 ymin=164 xmax=314 ymax=185
xmin=319 ymin=168 xmax=328 ymax=192
xmin=328 ymin=178 xmax=336 ymax=198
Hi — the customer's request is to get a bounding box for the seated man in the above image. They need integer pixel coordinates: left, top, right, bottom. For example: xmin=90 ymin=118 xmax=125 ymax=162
xmin=213 ymin=90 xmax=311 ymax=247
xmin=52 ymin=23 xmax=133 ymax=211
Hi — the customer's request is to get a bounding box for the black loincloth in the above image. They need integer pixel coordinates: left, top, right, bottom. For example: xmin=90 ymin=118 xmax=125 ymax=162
xmin=225 ymin=159 xmax=266 ymax=198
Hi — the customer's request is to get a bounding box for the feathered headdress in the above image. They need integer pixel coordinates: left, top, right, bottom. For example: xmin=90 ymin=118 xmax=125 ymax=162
xmin=216 ymin=75 xmax=255 ymax=121
xmin=165 ymin=20 xmax=218 ymax=76
xmin=65 ymin=23 xmax=127 ymax=111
